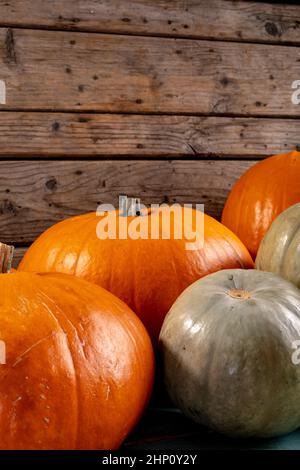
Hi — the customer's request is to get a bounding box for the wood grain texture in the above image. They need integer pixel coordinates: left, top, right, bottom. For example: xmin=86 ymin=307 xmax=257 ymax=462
xmin=0 ymin=28 xmax=299 ymax=115
xmin=1 ymin=1 xmax=300 ymax=45
xmin=0 ymin=113 xmax=298 ymax=158
xmin=12 ymin=246 xmax=26 ymax=268
xmin=0 ymin=159 xmax=255 ymax=244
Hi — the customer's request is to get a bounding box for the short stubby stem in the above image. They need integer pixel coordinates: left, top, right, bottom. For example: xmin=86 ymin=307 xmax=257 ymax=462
xmin=119 ymin=195 xmax=141 ymax=216
xmin=227 ymin=288 xmax=251 ymax=300
xmin=0 ymin=243 xmax=14 ymax=273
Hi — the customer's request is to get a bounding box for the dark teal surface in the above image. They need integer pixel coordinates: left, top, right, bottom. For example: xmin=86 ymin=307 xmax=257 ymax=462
xmin=124 ymin=408 xmax=300 ymax=450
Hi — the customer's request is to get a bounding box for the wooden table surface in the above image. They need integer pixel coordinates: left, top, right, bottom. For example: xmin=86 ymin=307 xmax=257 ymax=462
xmin=124 ymin=407 xmax=300 ymax=450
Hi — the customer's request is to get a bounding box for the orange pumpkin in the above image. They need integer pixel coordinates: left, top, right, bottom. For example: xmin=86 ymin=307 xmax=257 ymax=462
xmin=222 ymin=151 xmax=300 ymax=259
xmin=0 ymin=252 xmax=154 ymax=449
xmin=19 ymin=206 xmax=253 ymax=343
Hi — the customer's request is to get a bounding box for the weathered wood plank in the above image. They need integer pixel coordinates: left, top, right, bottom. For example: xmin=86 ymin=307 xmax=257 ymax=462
xmin=1 ymin=1 xmax=300 ymax=45
xmin=0 ymin=113 xmax=298 ymax=158
xmin=0 ymin=159 xmax=255 ymax=244
xmin=0 ymin=28 xmax=299 ymax=115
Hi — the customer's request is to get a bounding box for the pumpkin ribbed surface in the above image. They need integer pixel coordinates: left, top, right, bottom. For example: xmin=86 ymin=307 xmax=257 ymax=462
xmin=256 ymin=202 xmax=300 ymax=288
xmin=0 ymin=271 xmax=154 ymax=450
xmin=19 ymin=207 xmax=253 ymax=343
xmin=160 ymin=269 xmax=300 ymax=438
xmin=222 ymin=151 xmax=300 ymax=259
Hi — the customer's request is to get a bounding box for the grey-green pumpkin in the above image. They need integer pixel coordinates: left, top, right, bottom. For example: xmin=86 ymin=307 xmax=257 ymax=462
xmin=159 ymin=269 xmax=300 ymax=438
xmin=256 ymin=202 xmax=300 ymax=288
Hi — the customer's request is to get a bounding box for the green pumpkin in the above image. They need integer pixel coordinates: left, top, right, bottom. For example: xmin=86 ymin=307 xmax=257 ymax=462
xmin=256 ymin=203 xmax=300 ymax=288
xmin=159 ymin=269 xmax=300 ymax=438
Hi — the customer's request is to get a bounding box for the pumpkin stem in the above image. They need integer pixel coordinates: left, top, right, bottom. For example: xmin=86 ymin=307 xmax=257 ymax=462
xmin=227 ymin=289 xmax=251 ymax=300
xmin=0 ymin=242 xmax=14 ymax=273
xmin=119 ymin=195 xmax=141 ymax=216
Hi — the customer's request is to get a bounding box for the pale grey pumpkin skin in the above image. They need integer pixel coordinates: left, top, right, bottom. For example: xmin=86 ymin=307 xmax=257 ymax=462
xmin=159 ymin=269 xmax=300 ymax=438
xmin=255 ymin=203 xmax=300 ymax=289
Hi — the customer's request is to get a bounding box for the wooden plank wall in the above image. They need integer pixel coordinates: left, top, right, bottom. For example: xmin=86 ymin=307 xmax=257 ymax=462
xmin=0 ymin=0 xmax=299 ymax=268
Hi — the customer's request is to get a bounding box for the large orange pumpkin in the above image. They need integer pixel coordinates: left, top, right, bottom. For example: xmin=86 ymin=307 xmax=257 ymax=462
xmin=0 ymin=256 xmax=154 ymax=449
xmin=222 ymin=151 xmax=300 ymax=259
xmin=19 ymin=206 xmax=253 ymax=343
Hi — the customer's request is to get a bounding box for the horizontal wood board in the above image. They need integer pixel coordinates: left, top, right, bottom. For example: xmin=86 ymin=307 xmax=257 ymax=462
xmin=0 ymin=113 xmax=298 ymax=158
xmin=1 ymin=1 xmax=300 ymax=45
xmin=0 ymin=159 xmax=255 ymax=245
xmin=0 ymin=28 xmax=299 ymax=115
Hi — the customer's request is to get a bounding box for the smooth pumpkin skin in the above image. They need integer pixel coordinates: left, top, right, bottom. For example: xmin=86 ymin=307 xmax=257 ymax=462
xmin=0 ymin=271 xmax=154 ymax=450
xmin=160 ymin=269 xmax=300 ymax=438
xmin=222 ymin=151 xmax=300 ymax=260
xmin=19 ymin=207 xmax=253 ymax=343
xmin=256 ymin=203 xmax=300 ymax=288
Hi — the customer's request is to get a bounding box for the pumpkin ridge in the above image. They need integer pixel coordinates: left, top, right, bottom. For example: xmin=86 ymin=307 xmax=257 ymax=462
xmin=223 ymin=231 xmax=252 ymax=268
xmin=38 ymin=272 xmax=155 ymax=449
xmin=12 ymin=333 xmax=54 ymax=368
xmin=72 ymin=215 xmax=97 ymax=277
xmin=280 ymin=224 xmax=300 ymax=273
xmin=130 ymin=238 xmax=138 ymax=317
xmin=37 ymin=282 xmax=84 ymax=346
xmin=35 ymin=283 xmax=81 ymax=449
xmin=256 ymin=203 xmax=300 ymax=289
xmin=168 ymin=240 xmax=182 ymax=301
xmin=203 ymin=296 xmax=235 ymax=426
xmin=165 ymin=296 xmax=223 ymax=417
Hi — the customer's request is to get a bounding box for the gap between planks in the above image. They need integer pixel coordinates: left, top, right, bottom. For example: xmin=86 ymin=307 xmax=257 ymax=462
xmin=1 ymin=109 xmax=300 ymax=120
xmin=1 ymin=23 xmax=300 ymax=48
